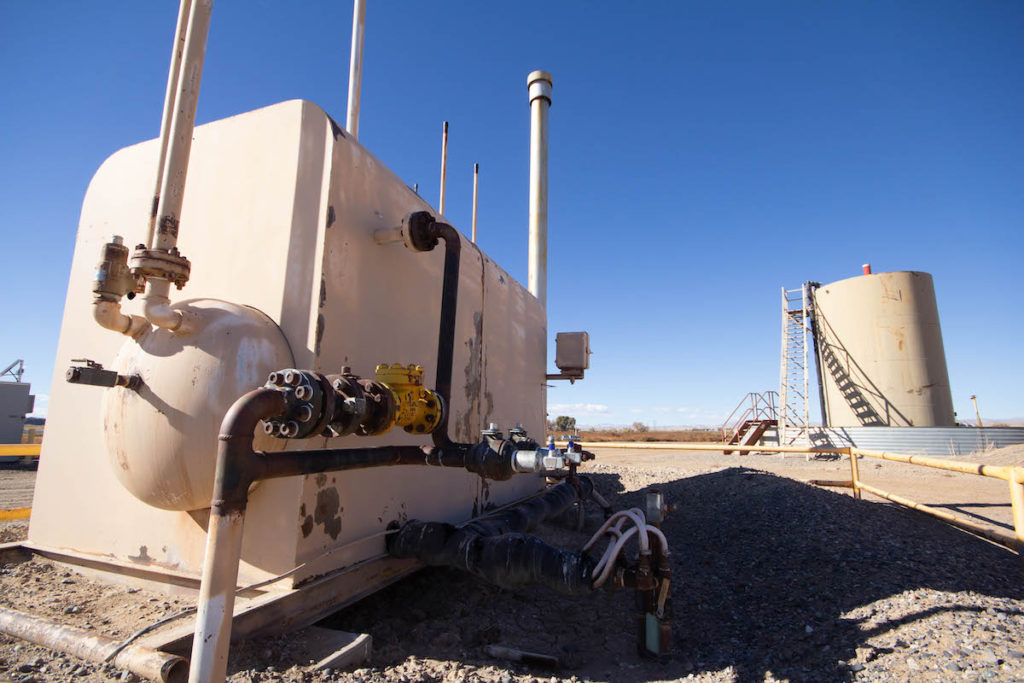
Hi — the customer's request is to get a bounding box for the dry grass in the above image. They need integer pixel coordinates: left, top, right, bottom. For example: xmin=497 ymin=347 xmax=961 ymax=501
xmin=561 ymin=428 xmax=721 ymax=443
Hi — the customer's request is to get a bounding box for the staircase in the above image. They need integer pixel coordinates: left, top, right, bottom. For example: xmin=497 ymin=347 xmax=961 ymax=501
xmin=818 ymin=340 xmax=885 ymax=426
xmin=721 ymin=391 xmax=779 ymax=455
xmin=779 ymin=286 xmax=811 ymax=445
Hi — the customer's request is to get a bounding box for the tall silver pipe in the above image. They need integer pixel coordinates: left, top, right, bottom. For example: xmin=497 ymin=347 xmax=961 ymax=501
xmin=346 ymin=0 xmax=366 ymax=138
xmin=139 ymin=0 xmax=212 ymax=333
xmin=527 ymin=70 xmax=552 ymax=309
xmin=439 ymin=121 xmax=449 ymax=215
xmin=472 ymin=163 xmax=479 ymax=243
xmin=146 ymin=0 xmax=193 ymax=248
xmin=152 ymin=0 xmax=213 ymax=254
xmin=142 ymin=0 xmax=213 ymax=332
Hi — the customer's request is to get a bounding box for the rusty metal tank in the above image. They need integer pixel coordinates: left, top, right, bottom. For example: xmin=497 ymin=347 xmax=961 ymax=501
xmin=812 ymin=271 xmax=955 ymax=428
xmin=30 ymin=100 xmax=547 ymax=588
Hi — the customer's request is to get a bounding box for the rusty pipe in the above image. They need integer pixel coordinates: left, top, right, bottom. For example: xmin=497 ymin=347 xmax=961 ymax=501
xmin=0 ymin=608 xmax=187 ymax=683
xmin=427 ymin=220 xmax=461 ymax=448
xmin=439 ymin=121 xmax=449 ymax=215
xmin=152 ymin=0 xmax=212 ymax=254
xmin=146 ymin=0 xmax=193 ymax=247
xmin=472 ymin=162 xmax=479 ymax=243
xmin=188 ymin=388 xmax=285 ymax=683
xmin=188 ymin=384 xmax=498 ymax=683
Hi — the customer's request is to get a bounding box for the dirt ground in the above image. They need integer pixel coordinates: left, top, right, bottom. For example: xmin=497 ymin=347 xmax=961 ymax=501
xmin=2 ymin=446 xmax=1023 ymax=682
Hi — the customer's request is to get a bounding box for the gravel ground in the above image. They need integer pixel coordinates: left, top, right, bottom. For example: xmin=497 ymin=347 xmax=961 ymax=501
xmin=2 ymin=451 xmax=1024 ymax=682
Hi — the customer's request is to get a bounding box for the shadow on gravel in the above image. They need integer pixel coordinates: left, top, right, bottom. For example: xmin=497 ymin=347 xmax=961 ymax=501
xmin=318 ymin=467 xmax=1023 ymax=683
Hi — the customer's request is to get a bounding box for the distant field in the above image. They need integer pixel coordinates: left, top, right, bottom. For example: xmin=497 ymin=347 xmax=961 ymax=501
xmin=569 ymin=428 xmax=721 ymax=443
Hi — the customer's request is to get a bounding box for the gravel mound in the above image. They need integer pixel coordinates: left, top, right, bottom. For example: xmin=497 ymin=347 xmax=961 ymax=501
xmin=3 ymin=461 xmax=1023 ymax=682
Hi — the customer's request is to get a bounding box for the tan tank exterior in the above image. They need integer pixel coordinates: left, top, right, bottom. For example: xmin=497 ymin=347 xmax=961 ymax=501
xmin=812 ymin=271 xmax=954 ymax=428
xmin=29 ymin=100 xmax=546 ymax=588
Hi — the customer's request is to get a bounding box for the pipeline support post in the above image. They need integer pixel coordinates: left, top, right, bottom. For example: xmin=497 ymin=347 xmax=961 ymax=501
xmin=1010 ymin=469 xmax=1024 ymax=555
xmin=527 ymin=70 xmax=551 ymax=309
xmin=849 ymin=449 xmax=862 ymax=500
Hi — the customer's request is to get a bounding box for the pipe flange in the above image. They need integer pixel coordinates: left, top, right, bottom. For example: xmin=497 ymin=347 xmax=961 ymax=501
xmin=402 ymin=211 xmax=439 ymax=252
xmin=129 ymin=246 xmax=192 ymax=290
xmin=262 ymin=368 xmax=324 ymax=439
xmin=356 ymin=379 xmax=396 ymax=436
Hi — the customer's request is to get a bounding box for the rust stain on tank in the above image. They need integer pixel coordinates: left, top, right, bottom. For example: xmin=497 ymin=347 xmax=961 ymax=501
xmin=314 ymin=487 xmax=343 ymax=540
xmin=299 ymin=502 xmax=314 ymax=538
xmin=460 ymin=310 xmax=485 ymax=442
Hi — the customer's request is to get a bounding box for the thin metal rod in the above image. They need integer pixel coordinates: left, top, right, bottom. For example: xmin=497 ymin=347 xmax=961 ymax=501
xmin=439 ymin=121 xmax=448 ymax=215
xmin=855 ymin=480 xmax=1019 ymax=552
xmin=346 ymin=0 xmax=366 ymax=138
xmin=472 ymin=163 xmax=479 ymax=243
xmin=146 ymin=0 xmax=193 ymax=247
xmin=527 ymin=71 xmax=552 ymax=309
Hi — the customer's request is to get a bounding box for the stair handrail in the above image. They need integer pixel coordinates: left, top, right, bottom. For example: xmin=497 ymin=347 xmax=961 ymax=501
xmin=721 ymin=391 xmax=780 ymax=442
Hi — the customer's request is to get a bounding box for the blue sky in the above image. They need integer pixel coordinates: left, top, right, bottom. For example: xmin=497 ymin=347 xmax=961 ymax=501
xmin=2 ymin=1 xmax=1022 ymax=427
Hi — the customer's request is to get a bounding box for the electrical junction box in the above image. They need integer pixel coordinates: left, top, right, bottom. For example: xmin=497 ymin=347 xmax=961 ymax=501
xmin=555 ymin=331 xmax=590 ymax=377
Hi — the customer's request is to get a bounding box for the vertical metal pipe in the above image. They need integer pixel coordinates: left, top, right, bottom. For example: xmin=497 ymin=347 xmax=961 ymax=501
xmin=346 ymin=0 xmax=366 ymax=138
xmin=848 ymin=452 xmax=862 ymax=500
xmin=971 ymin=395 xmax=983 ymax=427
xmin=439 ymin=121 xmax=449 ymax=215
xmin=152 ymin=0 xmax=213 ymax=253
xmin=1010 ymin=472 xmax=1024 ymax=553
xmin=146 ymin=0 xmax=193 ymax=248
xmin=472 ymin=163 xmax=479 ymax=243
xmin=187 ymin=507 xmax=246 ymax=683
xmin=527 ymin=71 xmax=552 ymax=309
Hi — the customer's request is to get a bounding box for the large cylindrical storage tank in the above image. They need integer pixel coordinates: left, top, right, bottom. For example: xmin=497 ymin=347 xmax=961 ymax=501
xmin=812 ymin=271 xmax=954 ymax=428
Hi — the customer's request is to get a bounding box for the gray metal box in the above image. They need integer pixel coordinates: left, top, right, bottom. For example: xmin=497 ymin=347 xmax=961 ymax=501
xmin=0 ymin=382 xmax=34 ymax=444
xmin=555 ymin=331 xmax=590 ymax=375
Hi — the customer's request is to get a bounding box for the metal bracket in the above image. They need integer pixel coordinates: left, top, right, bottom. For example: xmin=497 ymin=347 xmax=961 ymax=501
xmin=66 ymin=359 xmax=141 ymax=391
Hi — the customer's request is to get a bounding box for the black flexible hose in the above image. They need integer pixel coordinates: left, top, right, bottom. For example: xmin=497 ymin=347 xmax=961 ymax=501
xmin=387 ymin=478 xmax=597 ymax=594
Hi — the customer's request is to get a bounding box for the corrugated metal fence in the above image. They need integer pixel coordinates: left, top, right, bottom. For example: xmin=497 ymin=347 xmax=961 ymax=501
xmin=806 ymin=426 xmax=1024 ymax=456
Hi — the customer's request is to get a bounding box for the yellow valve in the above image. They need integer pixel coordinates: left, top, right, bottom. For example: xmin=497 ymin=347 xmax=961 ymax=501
xmin=375 ymin=363 xmax=443 ymax=435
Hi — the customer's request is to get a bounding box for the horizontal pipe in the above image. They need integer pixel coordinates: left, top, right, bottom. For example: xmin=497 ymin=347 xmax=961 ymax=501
xmin=255 ymin=445 xmax=435 ymax=481
xmin=0 ymin=607 xmax=187 ymax=683
xmin=570 ymin=441 xmax=850 ymax=456
xmin=852 ymin=448 xmax=1019 ymax=483
xmin=0 ymin=445 xmax=41 ymax=456
xmin=855 ymin=480 xmax=1019 ymax=552
xmin=808 ymin=479 xmax=856 ymax=489
xmin=0 ymin=507 xmax=31 ymax=521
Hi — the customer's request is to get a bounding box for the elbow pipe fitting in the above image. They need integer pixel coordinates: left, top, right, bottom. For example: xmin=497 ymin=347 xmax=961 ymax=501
xmin=141 ymin=292 xmax=186 ymax=332
xmin=379 ymin=211 xmax=463 ymax=449
xmin=93 ymin=301 xmax=149 ymax=339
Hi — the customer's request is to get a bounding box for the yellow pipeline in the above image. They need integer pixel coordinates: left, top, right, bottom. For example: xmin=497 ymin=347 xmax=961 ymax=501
xmin=854 ymin=480 xmax=1018 ymax=551
xmin=560 ymin=441 xmax=850 ymax=456
xmin=0 ymin=508 xmax=30 ymax=521
xmin=852 ymin=447 xmax=1018 ymax=482
xmin=0 ymin=445 xmax=41 ymax=457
